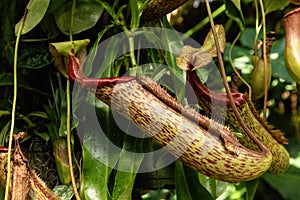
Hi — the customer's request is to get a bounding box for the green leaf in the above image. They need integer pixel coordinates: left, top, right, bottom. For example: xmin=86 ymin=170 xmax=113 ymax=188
xmin=112 ymin=136 xmax=144 ymax=200
xmin=33 ymin=130 xmax=50 ymax=142
xmin=27 ymin=111 xmax=49 ymax=119
xmin=15 ymin=0 xmax=50 ymax=35
xmin=44 ymin=93 xmax=72 ymax=185
xmin=0 ymin=121 xmax=10 ymax=146
xmin=53 ymin=184 xmax=74 ymax=200
xmin=80 ymin=144 xmax=111 ymax=200
xmin=46 ymin=122 xmax=71 ymax=185
xmin=245 ymin=179 xmax=259 ymax=200
xmin=18 ymin=45 xmax=54 ymax=69
xmin=54 ymin=1 xmax=103 ymax=35
xmin=161 ymin=17 xmax=186 ymax=102
xmin=263 ymin=166 xmax=300 ymax=200
xmin=175 ymin=162 xmax=213 ymax=200
xmin=96 ymin=1 xmax=117 ymax=20
xmin=0 ymin=185 xmax=4 ymax=200
xmin=79 ymin=102 xmax=123 ymax=199
xmin=225 ymin=0 xmax=245 ymax=30
xmin=94 ymin=36 xmax=123 ymax=78
xmin=270 ymin=38 xmax=295 ymax=82
xmin=175 ymin=162 xmax=192 ymax=200
xmin=263 ymin=0 xmax=289 ymax=14
xmin=240 ymin=28 xmax=260 ymax=50
xmin=198 ymin=175 xmax=229 ymax=199
xmin=59 ymin=93 xmax=68 ymax=137
xmin=129 ymin=0 xmax=139 ymax=29
xmin=162 ymin=17 xmax=184 ymax=70
xmin=49 ymin=39 xmax=90 ymax=57
xmin=47 ymin=0 xmax=68 ymax=13
xmin=79 ymin=24 xmax=114 ymax=77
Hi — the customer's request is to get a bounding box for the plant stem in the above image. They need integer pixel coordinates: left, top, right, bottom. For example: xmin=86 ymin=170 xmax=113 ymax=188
xmin=259 ymin=0 xmax=268 ymax=121
xmin=4 ymin=9 xmax=27 ymax=200
xmin=254 ymin=0 xmax=262 ymax=49
xmin=128 ymin=31 xmax=137 ymax=68
xmin=68 ymin=0 xmax=81 ymax=199
xmin=66 ymin=79 xmax=80 ymax=200
xmin=229 ymin=32 xmax=252 ymax=93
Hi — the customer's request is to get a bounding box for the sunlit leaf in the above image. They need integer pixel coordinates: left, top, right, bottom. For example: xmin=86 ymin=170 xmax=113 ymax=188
xmin=80 ymin=144 xmax=111 ymax=200
xmin=15 ymin=0 xmax=50 ymax=35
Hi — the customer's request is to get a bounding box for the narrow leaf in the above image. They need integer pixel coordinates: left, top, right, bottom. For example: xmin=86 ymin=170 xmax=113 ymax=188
xmin=112 ymin=135 xmax=144 ymax=200
xmin=176 ymin=162 xmax=214 ymax=200
xmin=129 ymin=0 xmax=139 ymax=28
xmin=175 ymin=161 xmax=193 ymax=200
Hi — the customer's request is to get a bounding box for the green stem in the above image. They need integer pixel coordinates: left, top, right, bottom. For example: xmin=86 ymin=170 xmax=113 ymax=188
xmin=68 ymin=1 xmax=80 ymax=199
xmin=183 ymin=4 xmax=225 ymax=39
xmin=229 ymin=32 xmax=252 ymax=93
xmin=259 ymin=0 xmax=268 ymax=121
xmin=4 ymin=9 xmax=27 ymax=200
xmin=69 ymin=0 xmax=76 ymax=41
xmin=66 ymin=79 xmax=80 ymax=200
xmin=121 ymin=25 xmax=138 ymax=75
xmin=128 ymin=31 xmax=137 ymax=68
xmin=254 ymin=0 xmax=262 ymax=50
